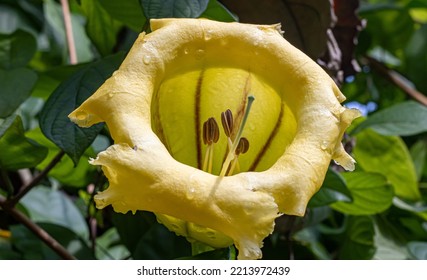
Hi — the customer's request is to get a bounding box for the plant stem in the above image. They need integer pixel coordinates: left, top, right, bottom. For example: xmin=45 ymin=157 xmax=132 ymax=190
xmin=0 ymin=169 xmax=14 ymax=197
xmin=60 ymin=0 xmax=77 ymax=65
xmin=365 ymin=56 xmax=427 ymax=107
xmin=0 ymin=194 xmax=76 ymax=260
xmin=8 ymin=150 xmax=65 ymax=207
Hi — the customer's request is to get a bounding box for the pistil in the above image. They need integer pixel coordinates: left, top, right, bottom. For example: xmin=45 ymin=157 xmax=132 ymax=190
xmin=219 ymin=95 xmax=255 ymax=177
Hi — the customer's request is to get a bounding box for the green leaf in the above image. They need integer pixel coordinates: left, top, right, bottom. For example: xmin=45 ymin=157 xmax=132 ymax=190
xmin=293 ymin=227 xmax=331 ymax=260
xmin=331 ymin=172 xmax=393 ymax=215
xmin=351 ymin=101 xmax=427 ymax=136
xmin=339 ymin=216 xmax=376 ymax=260
xmin=199 ymin=0 xmax=237 ymax=22
xmin=98 ymin=0 xmax=146 ymax=31
xmin=0 ymin=115 xmax=47 ymax=170
xmin=410 ymin=140 xmax=427 ymax=180
xmin=0 ymin=29 xmax=36 ymax=69
xmin=0 ymin=67 xmax=37 ymax=118
xmin=39 ymin=53 xmax=124 ymax=165
xmin=140 ymin=0 xmax=209 ymax=19
xmin=10 ymin=223 xmax=93 ymax=260
xmin=408 ymin=241 xmax=427 ymax=260
xmin=308 ymin=169 xmax=352 ymax=208
xmin=112 ymin=211 xmax=190 ymax=259
xmin=111 ymin=211 xmax=157 ymax=255
xmin=26 ymin=127 xmax=96 ymax=187
xmin=80 ymin=0 xmax=122 ymax=56
xmin=133 ymin=223 xmax=191 ymax=259
xmin=353 ymin=129 xmax=421 ymax=201
xmin=360 ymin=5 xmax=415 ymax=54
xmin=179 ymin=246 xmax=236 ymax=260
xmin=404 ymin=24 xmax=427 ymax=94
xmin=0 ymin=4 xmax=36 ymax=34
xmin=20 ymin=186 xmax=89 ymax=239
xmin=96 ymin=228 xmax=130 ymax=260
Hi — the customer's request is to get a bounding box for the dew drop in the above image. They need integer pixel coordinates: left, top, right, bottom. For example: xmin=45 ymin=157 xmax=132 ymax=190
xmin=195 ymin=49 xmax=205 ymax=60
xmin=183 ymin=48 xmax=190 ymax=55
xmin=187 ymin=187 xmax=196 ymax=199
xmin=204 ymin=30 xmax=213 ymax=41
xmin=320 ymin=140 xmax=329 ymax=150
xmin=143 ymin=55 xmax=151 ymax=65
xmin=75 ymin=111 xmax=88 ymax=121
xmin=206 ymin=231 xmax=216 ymax=238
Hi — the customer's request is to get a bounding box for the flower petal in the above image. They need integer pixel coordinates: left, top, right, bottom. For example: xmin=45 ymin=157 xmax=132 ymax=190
xmin=69 ymin=18 xmax=360 ymax=259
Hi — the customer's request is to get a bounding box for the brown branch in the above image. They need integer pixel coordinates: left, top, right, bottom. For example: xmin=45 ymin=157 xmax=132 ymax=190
xmin=365 ymin=56 xmax=427 ymax=107
xmin=60 ymin=0 xmax=77 ymax=64
xmin=7 ymin=150 xmax=65 ymax=208
xmin=0 ymin=194 xmax=76 ymax=260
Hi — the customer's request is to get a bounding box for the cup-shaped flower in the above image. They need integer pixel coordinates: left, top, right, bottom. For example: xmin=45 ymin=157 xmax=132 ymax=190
xmin=69 ymin=18 xmax=360 ymax=259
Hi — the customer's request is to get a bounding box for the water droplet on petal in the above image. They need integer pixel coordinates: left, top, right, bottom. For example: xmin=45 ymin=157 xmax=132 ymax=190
xmin=195 ymin=49 xmax=205 ymax=60
xmin=187 ymin=188 xmax=196 ymax=199
xmin=204 ymin=30 xmax=213 ymax=41
xmin=143 ymin=55 xmax=151 ymax=65
xmin=206 ymin=231 xmax=216 ymax=239
xmin=75 ymin=111 xmax=88 ymax=121
xmin=320 ymin=140 xmax=329 ymax=150
xmin=184 ymin=48 xmax=190 ymax=55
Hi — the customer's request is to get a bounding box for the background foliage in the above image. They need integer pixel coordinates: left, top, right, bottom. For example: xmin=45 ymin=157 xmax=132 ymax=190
xmin=1 ymin=0 xmax=427 ymax=260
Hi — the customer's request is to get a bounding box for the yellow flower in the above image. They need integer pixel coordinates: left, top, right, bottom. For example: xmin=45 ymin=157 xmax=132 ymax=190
xmin=68 ymin=18 xmax=360 ymax=259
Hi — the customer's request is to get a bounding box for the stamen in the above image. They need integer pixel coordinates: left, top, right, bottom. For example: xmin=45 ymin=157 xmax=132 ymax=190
xmin=221 ymin=109 xmax=234 ymax=137
xmin=221 ymin=109 xmax=234 ymax=153
xmin=220 ymin=95 xmax=255 ymax=177
xmin=235 ymin=137 xmax=249 ymax=156
xmin=227 ymin=137 xmax=250 ymax=176
xmin=203 ymin=117 xmax=219 ymax=145
xmin=202 ymin=117 xmax=219 ymax=173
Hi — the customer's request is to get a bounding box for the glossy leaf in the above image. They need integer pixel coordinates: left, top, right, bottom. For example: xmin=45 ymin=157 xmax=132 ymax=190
xmin=220 ymin=0 xmax=332 ymax=59
xmin=308 ymin=169 xmax=352 ymax=207
xmin=332 ymin=172 xmax=393 ymax=215
xmin=10 ymin=223 xmax=93 ymax=260
xmin=0 ymin=67 xmax=37 ymax=118
xmin=80 ymin=0 xmax=122 ymax=56
xmin=200 ymin=0 xmax=237 ymax=22
xmin=404 ymin=24 xmax=427 ymax=94
xmin=111 ymin=211 xmax=156 ymax=255
xmin=0 ymin=115 xmax=47 ymax=170
xmin=99 ymin=0 xmax=146 ymax=31
xmin=133 ymin=223 xmax=191 ymax=259
xmin=140 ymin=0 xmax=209 ymax=19
xmin=96 ymin=228 xmax=130 ymax=260
xmin=39 ymin=53 xmax=124 ymax=165
xmin=353 ymin=129 xmax=421 ymax=201
xmin=0 ymin=30 xmax=36 ymax=69
xmin=180 ymin=246 xmax=236 ymax=260
xmin=410 ymin=140 xmax=427 ymax=180
xmin=359 ymin=4 xmax=415 ymax=54
xmin=26 ymin=127 xmax=96 ymax=187
xmin=351 ymin=101 xmax=427 ymax=136
xmin=112 ymin=211 xmax=190 ymax=259
xmin=339 ymin=216 xmax=375 ymax=260
xmin=20 ymin=186 xmax=89 ymax=239
xmin=408 ymin=241 xmax=427 ymax=260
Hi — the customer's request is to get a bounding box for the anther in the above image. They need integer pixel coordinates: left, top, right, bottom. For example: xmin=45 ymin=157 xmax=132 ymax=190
xmin=202 ymin=117 xmax=220 ymax=174
xmin=235 ymin=137 xmax=249 ymax=155
xmin=203 ymin=117 xmax=219 ymax=145
xmin=221 ymin=109 xmax=234 ymax=138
